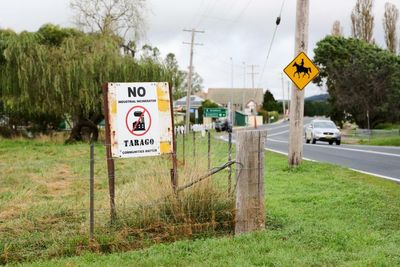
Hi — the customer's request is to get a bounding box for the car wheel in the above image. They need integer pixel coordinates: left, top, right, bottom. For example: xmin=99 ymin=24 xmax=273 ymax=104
xmin=305 ymin=135 xmax=310 ymax=144
xmin=311 ymin=135 xmax=316 ymax=144
xmin=329 ymin=141 xmax=333 ymax=145
xmin=336 ymin=140 xmax=341 ymax=145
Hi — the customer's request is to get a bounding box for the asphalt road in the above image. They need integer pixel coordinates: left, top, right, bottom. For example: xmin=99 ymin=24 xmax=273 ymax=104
xmin=221 ymin=118 xmax=400 ymax=182
xmin=263 ymin=118 xmax=400 ymax=182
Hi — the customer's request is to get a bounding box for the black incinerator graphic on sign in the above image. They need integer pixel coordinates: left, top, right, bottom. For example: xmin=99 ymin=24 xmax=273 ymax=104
xmin=133 ymin=111 xmax=146 ymax=131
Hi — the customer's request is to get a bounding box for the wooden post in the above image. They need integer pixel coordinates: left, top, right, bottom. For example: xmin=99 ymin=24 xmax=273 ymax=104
xmin=288 ymin=0 xmax=309 ymax=167
xmin=102 ymin=83 xmax=116 ymax=223
xmin=235 ymin=130 xmax=266 ymax=234
xmin=168 ymin=83 xmax=178 ymax=191
xmin=228 ymin=132 xmax=232 ymax=194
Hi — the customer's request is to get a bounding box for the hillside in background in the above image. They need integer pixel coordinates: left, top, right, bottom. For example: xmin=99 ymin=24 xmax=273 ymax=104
xmin=305 ymin=94 xmax=329 ymax=102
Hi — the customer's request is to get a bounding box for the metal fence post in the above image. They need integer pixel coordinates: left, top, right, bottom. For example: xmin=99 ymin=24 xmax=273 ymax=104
xmin=228 ymin=132 xmax=232 ymax=194
xmin=183 ymin=132 xmax=186 ymax=165
xmin=193 ymin=130 xmax=196 ymax=159
xmin=89 ymin=143 xmax=94 ymax=241
xmin=208 ymin=131 xmax=211 ymax=170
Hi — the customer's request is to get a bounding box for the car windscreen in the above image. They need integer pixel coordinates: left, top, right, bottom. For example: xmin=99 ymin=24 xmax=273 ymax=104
xmin=313 ymin=121 xmax=336 ymax=129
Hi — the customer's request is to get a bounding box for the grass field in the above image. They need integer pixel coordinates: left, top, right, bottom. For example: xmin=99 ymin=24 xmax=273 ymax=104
xmin=359 ymin=136 xmax=400 ymax=146
xmin=2 ymin=134 xmax=400 ymax=266
xmin=0 ymin=134 xmax=235 ymax=265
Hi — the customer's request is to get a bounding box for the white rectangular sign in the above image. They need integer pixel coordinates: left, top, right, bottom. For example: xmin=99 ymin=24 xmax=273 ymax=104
xmin=106 ymin=82 xmax=173 ymax=158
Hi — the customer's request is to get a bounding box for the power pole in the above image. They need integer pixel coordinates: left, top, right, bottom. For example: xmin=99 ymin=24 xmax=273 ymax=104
xmin=230 ymin=57 xmax=234 ymax=88
xmin=247 ymin=64 xmax=259 ymax=89
xmin=183 ymin=29 xmax=204 ymax=134
xmin=242 ymin=61 xmax=246 ymax=111
xmin=281 ymin=73 xmax=286 ymax=118
xmin=288 ymin=0 xmax=309 ymax=167
xmin=287 ymin=81 xmax=290 ymax=116
xmin=242 ymin=61 xmax=246 ymax=88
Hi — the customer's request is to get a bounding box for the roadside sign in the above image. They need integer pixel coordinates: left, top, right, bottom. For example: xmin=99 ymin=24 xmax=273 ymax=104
xmin=204 ymin=108 xmax=227 ymax=118
xmin=283 ymin=52 xmax=320 ymax=90
xmin=106 ymin=82 xmax=173 ymax=158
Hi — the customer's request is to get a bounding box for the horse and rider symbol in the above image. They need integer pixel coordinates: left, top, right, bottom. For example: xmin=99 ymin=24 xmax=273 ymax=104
xmin=292 ymin=58 xmax=312 ymax=78
xmin=283 ymin=52 xmax=320 ymax=90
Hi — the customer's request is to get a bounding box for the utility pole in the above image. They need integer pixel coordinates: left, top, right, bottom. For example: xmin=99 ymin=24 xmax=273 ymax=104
xmin=242 ymin=62 xmax=246 ymax=111
xmin=243 ymin=62 xmax=246 ymax=88
xmin=281 ymin=73 xmax=286 ymax=118
xmin=288 ymin=0 xmax=309 ymax=167
xmin=247 ymin=64 xmax=259 ymax=89
xmin=287 ymin=81 xmax=290 ymax=116
xmin=230 ymin=57 xmax=234 ymax=88
xmin=183 ymin=29 xmax=204 ymax=134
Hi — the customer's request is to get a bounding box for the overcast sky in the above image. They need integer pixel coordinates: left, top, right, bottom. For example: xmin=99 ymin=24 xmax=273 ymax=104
xmin=1 ymin=0 xmax=399 ymax=99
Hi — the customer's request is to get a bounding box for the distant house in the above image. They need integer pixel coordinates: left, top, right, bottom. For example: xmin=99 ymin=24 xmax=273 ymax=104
xmin=173 ymin=95 xmax=205 ymax=111
xmin=207 ymin=88 xmax=264 ymax=114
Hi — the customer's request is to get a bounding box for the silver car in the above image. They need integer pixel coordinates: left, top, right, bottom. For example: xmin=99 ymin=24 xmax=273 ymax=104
xmin=305 ymin=119 xmax=341 ymax=145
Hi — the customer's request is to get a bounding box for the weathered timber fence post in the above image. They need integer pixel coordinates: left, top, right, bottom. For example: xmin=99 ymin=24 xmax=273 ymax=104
xmin=102 ymin=83 xmax=117 ymax=223
xmin=235 ymin=129 xmax=267 ymax=234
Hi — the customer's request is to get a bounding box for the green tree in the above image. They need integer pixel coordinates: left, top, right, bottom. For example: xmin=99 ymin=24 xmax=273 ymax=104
xmin=163 ymin=53 xmax=203 ymax=100
xmin=164 ymin=53 xmax=186 ymax=100
xmin=37 ymin=24 xmax=81 ymax=46
xmin=197 ymin=99 xmax=219 ymax=123
xmin=262 ymin=90 xmax=279 ymax=111
xmin=313 ymin=36 xmax=400 ymax=128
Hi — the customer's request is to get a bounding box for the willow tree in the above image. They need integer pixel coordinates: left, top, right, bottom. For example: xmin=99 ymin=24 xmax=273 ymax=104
xmin=0 ymin=29 xmax=171 ymax=142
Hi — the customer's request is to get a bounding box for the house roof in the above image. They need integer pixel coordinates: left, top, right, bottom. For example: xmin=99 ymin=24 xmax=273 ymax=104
xmin=173 ymin=95 xmax=205 ymax=109
xmin=207 ymin=88 xmax=264 ymax=106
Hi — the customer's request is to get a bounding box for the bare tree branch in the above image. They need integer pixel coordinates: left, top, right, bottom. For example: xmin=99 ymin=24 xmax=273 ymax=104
xmin=351 ymin=0 xmax=374 ymax=43
xmin=383 ymin=2 xmax=399 ymax=54
xmin=70 ymin=0 xmax=146 ymax=42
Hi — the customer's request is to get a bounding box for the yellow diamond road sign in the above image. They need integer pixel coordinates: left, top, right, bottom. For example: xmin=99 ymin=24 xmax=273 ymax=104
xmin=284 ymin=52 xmax=320 ymax=90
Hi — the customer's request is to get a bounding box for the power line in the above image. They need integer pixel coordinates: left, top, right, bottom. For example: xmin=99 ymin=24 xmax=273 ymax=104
xmin=257 ymin=0 xmax=287 ymax=88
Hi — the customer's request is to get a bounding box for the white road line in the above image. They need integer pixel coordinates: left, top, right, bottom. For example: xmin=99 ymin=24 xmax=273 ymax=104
xmin=268 ymin=138 xmax=288 ymax=143
xmin=220 ymin=135 xmax=399 ymax=182
xmin=266 ymin=124 xmax=290 ymax=131
xmin=268 ymin=130 xmax=289 ymax=137
xmin=264 ymin=148 xmax=316 ymax=162
xmin=268 ymin=138 xmax=400 ymax=158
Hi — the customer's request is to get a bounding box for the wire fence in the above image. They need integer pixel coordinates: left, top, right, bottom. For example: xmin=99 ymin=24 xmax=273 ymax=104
xmin=0 ymin=131 xmax=240 ymax=264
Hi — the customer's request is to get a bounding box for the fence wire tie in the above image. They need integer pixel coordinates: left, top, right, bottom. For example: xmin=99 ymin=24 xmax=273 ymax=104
xmin=177 ymin=160 xmax=242 ymax=193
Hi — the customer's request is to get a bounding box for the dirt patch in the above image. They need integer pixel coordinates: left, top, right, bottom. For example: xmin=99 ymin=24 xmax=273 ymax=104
xmin=46 ymin=164 xmax=75 ymax=196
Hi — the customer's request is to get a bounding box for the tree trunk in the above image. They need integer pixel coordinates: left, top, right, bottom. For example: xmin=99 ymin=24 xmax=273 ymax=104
xmin=66 ymin=118 xmax=99 ymax=143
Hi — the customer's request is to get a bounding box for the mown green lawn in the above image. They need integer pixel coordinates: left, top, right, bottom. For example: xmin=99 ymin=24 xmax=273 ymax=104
xmin=359 ymin=136 xmax=400 ymax=146
xmin=24 ymin=142 xmax=400 ymax=266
